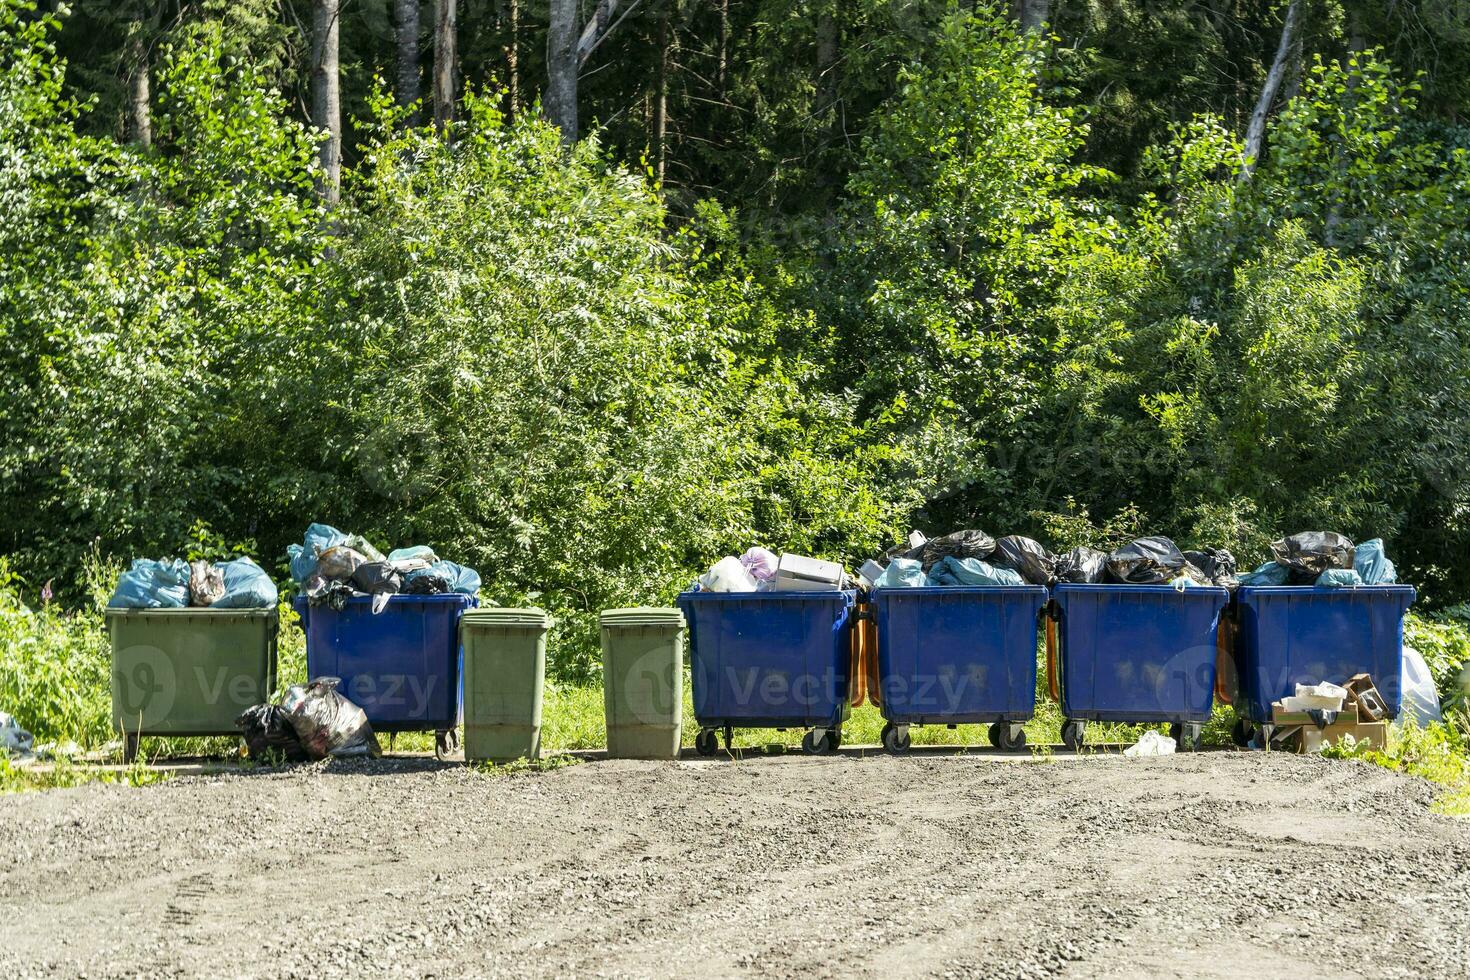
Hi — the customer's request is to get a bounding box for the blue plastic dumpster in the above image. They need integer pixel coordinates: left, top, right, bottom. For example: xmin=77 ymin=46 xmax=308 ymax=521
xmin=871 ymin=586 xmax=1047 ymax=753
xmin=676 ymin=589 xmax=857 ymax=756
xmin=293 ymin=593 xmax=476 ymax=756
xmin=1232 ymin=585 xmax=1415 ymax=744
xmin=1050 ymin=584 xmax=1230 ymax=751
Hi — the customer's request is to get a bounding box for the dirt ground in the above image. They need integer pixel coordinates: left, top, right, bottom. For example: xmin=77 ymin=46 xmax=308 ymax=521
xmin=1 ymin=750 xmax=1468 ymax=979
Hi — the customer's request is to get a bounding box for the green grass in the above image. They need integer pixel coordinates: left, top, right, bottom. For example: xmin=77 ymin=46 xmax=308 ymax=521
xmin=0 ymin=753 xmax=169 ymax=794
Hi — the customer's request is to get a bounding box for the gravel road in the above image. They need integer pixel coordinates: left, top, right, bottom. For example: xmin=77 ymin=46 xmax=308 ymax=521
xmin=1 ymin=750 xmax=1468 ymax=979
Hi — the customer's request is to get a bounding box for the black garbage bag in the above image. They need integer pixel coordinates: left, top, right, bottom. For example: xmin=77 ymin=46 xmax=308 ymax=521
xmin=1106 ymin=536 xmax=1188 ymax=585
xmin=235 ymin=704 xmax=309 ymax=762
xmin=303 ymin=573 xmax=361 ymax=610
xmin=906 ymin=530 xmax=998 ymax=572
xmin=1270 ymin=532 xmax=1356 ymax=580
xmin=989 ymin=535 xmax=1055 ymax=585
xmin=351 ymin=561 xmax=404 ymax=614
xmin=1184 ymin=548 xmax=1239 ymax=588
xmin=1054 ymin=546 xmax=1107 ymax=584
xmin=282 ymin=677 xmax=381 ymax=760
xmin=403 ymin=570 xmax=451 ymax=595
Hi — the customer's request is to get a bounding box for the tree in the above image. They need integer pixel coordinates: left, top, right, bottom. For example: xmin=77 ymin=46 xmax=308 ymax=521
xmin=310 ymin=0 xmax=341 ymax=200
xmin=1241 ymin=0 xmax=1301 ymax=179
xmin=545 ymin=0 xmax=577 ymax=141
xmin=395 ymin=0 xmax=419 ymax=116
xmin=433 ymin=0 xmax=455 ymax=130
xmin=126 ymin=13 xmax=151 ymax=146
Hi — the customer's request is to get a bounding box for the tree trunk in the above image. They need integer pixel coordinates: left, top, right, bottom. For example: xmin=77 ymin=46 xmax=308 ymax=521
xmin=128 ymin=25 xmax=151 ymax=147
xmin=653 ymin=8 xmax=669 ymax=184
xmin=506 ymin=0 xmax=520 ymax=119
xmin=1240 ymin=0 xmax=1301 ymax=180
xmin=1014 ymin=0 xmax=1050 ymax=31
xmin=815 ymin=8 xmax=837 ymax=120
xmin=716 ymin=0 xmax=728 ymax=98
xmin=545 ymin=0 xmax=578 ymax=143
xmin=433 ymin=0 xmax=457 ymax=131
xmin=311 ymin=0 xmax=342 ymax=203
xmin=395 ymin=0 xmax=420 ymax=117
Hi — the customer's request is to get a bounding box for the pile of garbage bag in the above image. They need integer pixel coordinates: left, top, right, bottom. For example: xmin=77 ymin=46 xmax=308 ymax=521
xmin=236 ymin=676 xmax=380 ymax=761
xmin=860 ymin=529 xmax=1237 ymax=590
xmin=108 ymin=556 xmax=278 ymax=609
xmin=1239 ymin=532 xmax=1397 ymax=587
xmin=695 ymin=547 xmax=851 ymax=593
xmin=289 ymin=523 xmax=480 ymax=613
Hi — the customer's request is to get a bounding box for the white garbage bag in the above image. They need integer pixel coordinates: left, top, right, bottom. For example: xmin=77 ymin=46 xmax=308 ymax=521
xmin=1399 ymin=645 xmax=1443 ymax=727
xmin=698 ymin=556 xmax=759 ymax=593
xmin=1123 ymin=730 xmax=1176 ymax=757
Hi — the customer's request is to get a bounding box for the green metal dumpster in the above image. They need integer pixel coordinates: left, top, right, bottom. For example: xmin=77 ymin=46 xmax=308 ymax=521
xmin=461 ymin=608 xmax=550 ymax=763
xmin=600 ymin=607 xmax=685 ymax=760
xmin=107 ymin=607 xmax=278 ymax=761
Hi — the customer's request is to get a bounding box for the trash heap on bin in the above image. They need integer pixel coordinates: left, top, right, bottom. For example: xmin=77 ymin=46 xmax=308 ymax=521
xmin=288 ymin=522 xmax=481 ymax=612
xmin=107 ymin=556 xmax=278 ymax=609
xmin=1239 ymin=531 xmax=1397 ymax=587
xmin=858 ymin=530 xmax=1240 ymax=590
xmin=694 ymin=547 xmax=849 ymax=592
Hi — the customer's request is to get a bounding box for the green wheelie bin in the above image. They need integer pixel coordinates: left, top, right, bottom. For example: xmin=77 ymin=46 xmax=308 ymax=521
xmin=107 ymin=607 xmax=279 ymax=761
xmin=461 ymin=607 xmax=551 ymax=763
xmin=600 ymin=607 xmax=686 ymax=760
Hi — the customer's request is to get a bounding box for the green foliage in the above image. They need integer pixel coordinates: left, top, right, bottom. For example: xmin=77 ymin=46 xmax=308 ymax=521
xmin=0 ymin=556 xmax=112 ymax=746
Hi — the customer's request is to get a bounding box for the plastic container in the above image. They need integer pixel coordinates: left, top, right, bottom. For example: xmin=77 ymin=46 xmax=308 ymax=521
xmin=107 ymin=607 xmax=278 ymax=761
xmin=1050 ymin=585 xmax=1230 ymax=751
xmin=460 ymin=607 xmax=550 ymax=763
xmin=600 ymin=607 xmax=686 ymax=760
xmin=871 ymin=586 xmax=1047 ymax=753
xmin=293 ymin=593 xmax=475 ymax=755
xmin=676 ymin=589 xmax=857 ymax=755
xmin=1232 ymin=585 xmax=1416 ymax=743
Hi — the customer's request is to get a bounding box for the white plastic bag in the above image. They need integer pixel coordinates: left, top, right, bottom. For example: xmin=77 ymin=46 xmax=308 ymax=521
xmin=698 ymin=556 xmax=759 ymax=593
xmin=1124 ymin=731 xmax=1176 ymax=757
xmin=1399 ymin=646 xmax=1443 ymax=727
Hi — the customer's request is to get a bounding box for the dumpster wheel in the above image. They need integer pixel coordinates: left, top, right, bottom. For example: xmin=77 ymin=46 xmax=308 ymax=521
xmin=695 ymin=728 xmax=720 ymax=756
xmin=122 ymin=732 xmax=141 ymax=764
xmin=1168 ymin=723 xmax=1202 ymax=752
xmin=434 ymin=728 xmax=458 ymax=761
xmin=880 ymin=722 xmax=911 ymax=755
xmin=1230 ymin=718 xmax=1252 ymax=748
xmin=801 ymin=728 xmax=837 ymax=756
xmin=991 ymin=722 xmax=1027 ymax=752
xmin=1061 ymin=719 xmax=1086 ymax=752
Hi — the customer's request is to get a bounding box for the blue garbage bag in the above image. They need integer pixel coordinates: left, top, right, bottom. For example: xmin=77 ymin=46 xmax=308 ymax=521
xmin=1354 ymin=538 xmax=1397 ymax=585
xmin=1239 ymin=561 xmax=1290 ymax=586
xmin=925 ymin=556 xmax=1025 ymax=587
xmin=108 ymin=558 xmax=190 ymax=609
xmin=873 ymin=557 xmax=926 ymax=588
xmin=404 ymin=559 xmax=481 ymax=596
xmin=1316 ymin=568 xmax=1365 ymax=587
xmin=211 ymin=557 xmax=279 ymax=609
xmin=387 ymin=545 xmax=438 ymax=564
xmin=287 ymin=523 xmax=348 ymax=583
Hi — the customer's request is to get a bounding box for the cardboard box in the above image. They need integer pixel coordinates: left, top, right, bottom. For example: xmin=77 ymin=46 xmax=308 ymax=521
xmin=1271 ymin=703 xmax=1387 ymax=753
